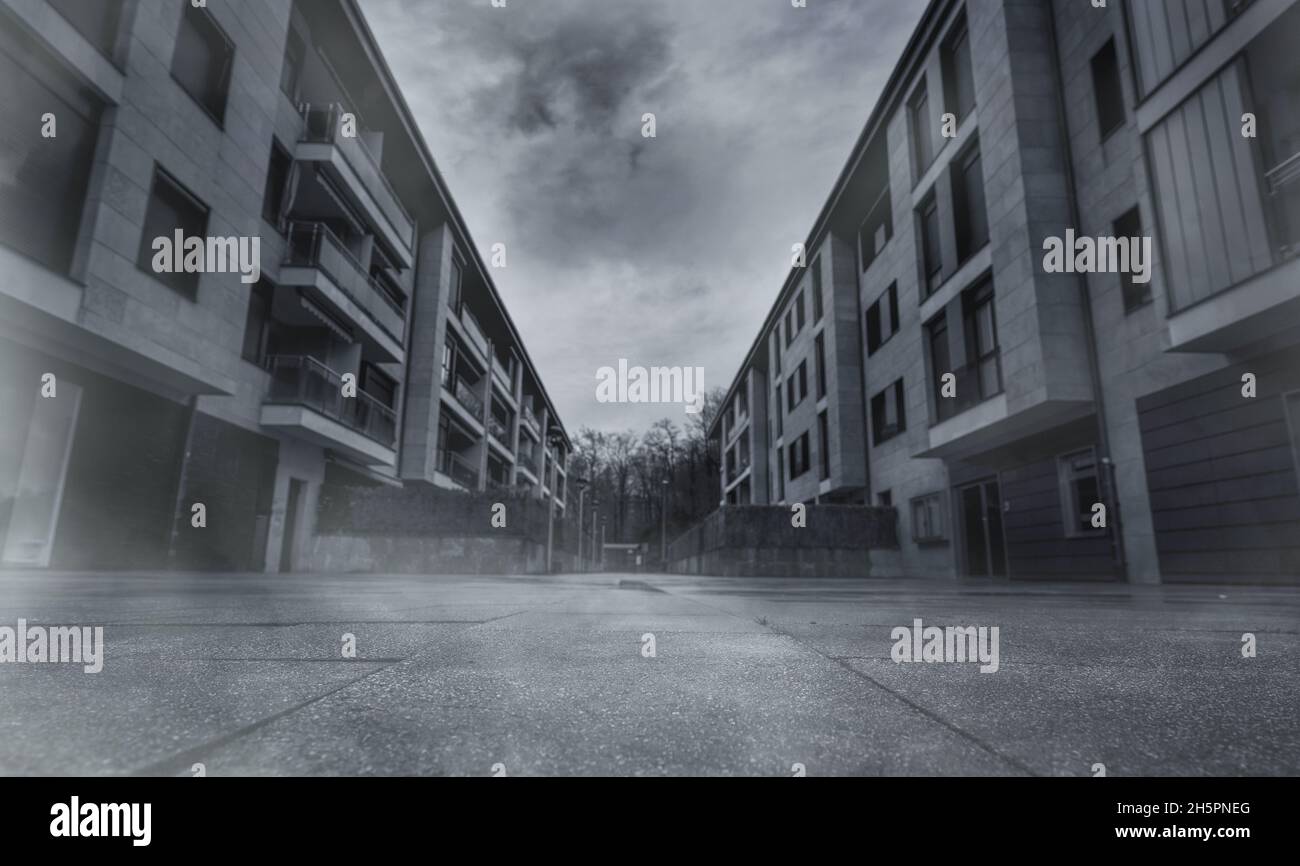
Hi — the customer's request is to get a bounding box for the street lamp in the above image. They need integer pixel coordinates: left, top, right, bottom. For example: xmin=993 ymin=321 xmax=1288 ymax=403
xmin=574 ymin=476 xmax=589 ymax=573
xmin=544 ymin=426 xmax=564 ymax=574
xmin=660 ymin=477 xmax=669 ymax=568
xmin=590 ymin=498 xmax=598 ymax=573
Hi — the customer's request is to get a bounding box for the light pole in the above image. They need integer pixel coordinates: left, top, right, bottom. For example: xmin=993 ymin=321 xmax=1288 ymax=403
xmin=589 ymin=498 xmax=598 ymax=573
xmin=600 ymin=518 xmax=606 ymax=570
xmin=544 ymin=427 xmax=564 ymax=574
xmin=660 ymin=477 xmax=669 ymax=567
xmin=575 ymin=476 xmax=589 ymax=573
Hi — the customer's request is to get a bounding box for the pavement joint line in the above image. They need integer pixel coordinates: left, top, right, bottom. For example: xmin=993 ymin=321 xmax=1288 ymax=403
xmin=644 ymin=580 xmax=1042 ymax=777
xmin=127 ymin=659 xmax=406 ymax=778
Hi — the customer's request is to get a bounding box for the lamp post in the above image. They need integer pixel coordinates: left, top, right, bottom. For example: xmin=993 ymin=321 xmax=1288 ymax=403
xmin=660 ymin=477 xmax=669 ymax=567
xmin=575 ymin=476 xmax=589 ymax=573
xmin=600 ymin=518 xmax=606 ymax=570
xmin=544 ymin=427 xmax=564 ymax=574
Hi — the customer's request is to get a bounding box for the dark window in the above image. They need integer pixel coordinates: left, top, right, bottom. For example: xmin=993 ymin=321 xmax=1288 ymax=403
xmin=812 ymin=257 xmax=824 ymax=321
xmin=919 ymin=194 xmax=943 ymax=295
xmin=964 ymin=278 xmax=1001 ymax=402
xmin=798 ymin=361 xmax=808 ymax=405
xmin=448 ymin=256 xmax=463 ymax=312
xmin=871 ymin=379 xmax=906 ymax=446
xmin=787 ymin=361 xmax=807 ymax=411
xmin=1091 ymin=39 xmax=1125 ymax=139
xmin=952 ymin=145 xmax=988 ymax=262
xmin=441 ymin=343 xmax=455 ymax=387
xmin=866 ymin=283 xmax=899 ymax=356
xmin=942 ymin=17 xmax=975 ymax=122
xmin=815 ymin=333 xmax=827 ymax=400
xmin=0 ymin=38 xmax=103 ymax=276
xmin=49 ymin=0 xmax=123 ymax=61
xmin=172 ymin=1 xmax=234 ymax=125
xmin=927 ymin=313 xmax=954 ymax=423
xmin=787 ymin=376 xmax=796 ymax=413
xmin=362 ymin=363 xmax=398 ymax=409
xmin=784 ymin=309 xmax=794 ymax=347
xmin=911 ymin=493 xmax=947 ymax=542
xmin=261 ymin=139 xmax=292 ymax=231
xmin=774 ymin=385 xmax=783 ymax=438
xmin=776 ymin=446 xmax=785 ymax=498
xmin=788 ymin=431 xmax=811 ymax=480
xmin=878 ymin=490 xmax=893 ymax=507
xmin=772 ymin=331 xmax=782 ymax=375
xmin=910 ymin=82 xmax=933 ymax=174
xmin=796 ymin=289 xmax=806 ymax=332
xmin=1114 ymin=207 xmax=1152 ymax=312
xmin=281 ymin=27 xmax=305 ymax=100
xmin=137 ymin=166 xmax=209 ymax=300
xmin=1059 ymin=448 xmax=1104 ymax=537
xmin=818 ymin=411 xmax=830 ymax=480
xmin=241 ymin=279 xmax=277 ymax=365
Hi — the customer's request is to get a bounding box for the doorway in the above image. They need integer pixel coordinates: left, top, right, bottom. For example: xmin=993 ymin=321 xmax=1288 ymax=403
xmin=958 ymin=478 xmax=1006 ymax=578
xmin=2 ymin=382 xmax=82 ymax=567
xmin=279 ymin=478 xmax=305 ymax=573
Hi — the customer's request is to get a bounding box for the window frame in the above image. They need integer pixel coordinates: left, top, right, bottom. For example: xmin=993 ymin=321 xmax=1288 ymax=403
xmin=910 ymin=492 xmax=949 ymax=544
xmin=1058 ymin=447 xmax=1106 ymax=538
xmin=171 ymin=0 xmax=235 ymax=127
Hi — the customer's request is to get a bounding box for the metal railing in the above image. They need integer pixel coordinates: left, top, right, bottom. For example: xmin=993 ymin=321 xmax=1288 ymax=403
xmin=296 ymin=103 xmax=415 ymax=249
xmin=265 ymin=355 xmax=397 ymax=447
xmin=453 ymin=376 xmax=484 ymax=420
xmin=487 ymin=416 xmax=510 ymax=444
xmin=438 ymin=449 xmax=480 ymax=489
xmin=521 ymin=406 xmax=540 ymax=434
xmin=284 ymin=221 xmax=405 ymax=342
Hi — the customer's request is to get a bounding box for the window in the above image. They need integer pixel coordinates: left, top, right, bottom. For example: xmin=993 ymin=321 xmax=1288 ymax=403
xmin=772 ymin=330 xmax=782 ymax=375
xmin=137 ymin=166 xmax=209 ymax=299
xmin=798 ymin=361 xmax=808 ymax=404
xmin=818 ymin=411 xmax=830 ymax=480
xmin=942 ymin=17 xmax=975 ymax=122
xmin=240 ymin=279 xmax=277 ymax=365
xmin=911 ymin=493 xmax=948 ymax=543
xmin=1058 ymin=449 xmax=1104 ymax=537
xmin=815 ymin=334 xmax=827 ymax=400
xmin=859 ymin=187 xmax=893 ymax=273
xmin=812 ymin=257 xmax=824 ymax=321
xmin=0 ymin=38 xmax=103 ymax=276
xmin=910 ymin=82 xmax=933 ymax=174
xmin=261 ymin=139 xmax=292 ymax=231
xmin=774 ymin=385 xmax=783 ymax=438
xmin=281 ymin=27 xmax=305 ymax=100
xmin=362 ymin=364 xmax=398 ymax=409
xmin=1113 ymin=207 xmax=1152 ymax=312
xmin=952 ymin=144 xmax=988 ymax=262
xmin=784 ymin=310 xmax=794 ymax=347
xmin=871 ymin=379 xmax=906 ymax=446
xmin=441 ymin=343 xmax=455 ymax=387
xmin=49 ymin=0 xmax=123 ymax=61
xmin=927 ymin=312 xmax=955 ymax=423
xmin=172 ymin=1 xmax=234 ymax=125
xmin=878 ymin=490 xmax=893 ymax=507
xmin=866 ymin=283 xmax=899 ymax=355
xmin=739 ymin=383 xmax=749 ymax=418
xmin=919 ymin=194 xmax=943 ymax=295
xmin=787 ymin=376 xmax=796 ymax=412
xmin=448 ymin=256 xmax=463 ymax=312
xmin=964 ymin=278 xmax=1001 ymax=402
xmin=796 ymin=289 xmax=806 ymax=332
xmin=788 ymin=432 xmax=811 ymax=480
xmin=1090 ymin=39 xmax=1125 ymax=139
xmin=776 ymin=447 xmax=785 ymax=499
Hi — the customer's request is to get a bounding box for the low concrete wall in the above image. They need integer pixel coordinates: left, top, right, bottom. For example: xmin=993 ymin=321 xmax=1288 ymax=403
xmin=666 ymin=505 xmax=899 ymax=578
xmin=306 ymin=534 xmax=549 ymax=575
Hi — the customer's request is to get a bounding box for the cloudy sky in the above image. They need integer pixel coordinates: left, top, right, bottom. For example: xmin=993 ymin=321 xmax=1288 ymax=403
xmin=363 ymin=0 xmax=924 ymax=434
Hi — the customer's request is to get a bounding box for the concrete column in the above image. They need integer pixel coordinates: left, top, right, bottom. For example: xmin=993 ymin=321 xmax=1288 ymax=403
xmin=398 ymin=223 xmax=453 ymax=484
xmin=478 ymin=339 xmax=494 ymax=491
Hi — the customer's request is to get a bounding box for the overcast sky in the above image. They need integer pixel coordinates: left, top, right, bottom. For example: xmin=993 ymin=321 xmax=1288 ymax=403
xmin=363 ymin=0 xmax=924 ymax=434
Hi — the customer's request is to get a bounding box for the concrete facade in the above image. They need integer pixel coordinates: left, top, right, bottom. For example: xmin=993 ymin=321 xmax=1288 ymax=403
xmin=0 ymin=0 xmax=569 ymax=572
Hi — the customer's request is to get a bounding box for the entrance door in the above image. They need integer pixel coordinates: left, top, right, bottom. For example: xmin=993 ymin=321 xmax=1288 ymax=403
xmin=2 ymin=382 xmax=82 ymax=567
xmin=279 ymin=478 xmax=305 ymax=573
xmin=959 ymin=478 xmax=1006 ymax=578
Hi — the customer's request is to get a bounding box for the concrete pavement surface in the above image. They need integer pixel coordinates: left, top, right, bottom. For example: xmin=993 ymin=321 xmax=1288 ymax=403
xmin=0 ymin=571 xmax=1296 ymax=776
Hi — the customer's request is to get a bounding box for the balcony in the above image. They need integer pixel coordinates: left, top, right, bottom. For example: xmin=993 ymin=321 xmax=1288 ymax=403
xmin=452 ymin=376 xmax=484 ymax=422
xmin=487 ymin=416 xmax=510 ymax=445
xmin=295 ymin=103 xmax=416 ymax=267
xmin=280 ymin=222 xmax=406 ymax=362
xmin=517 ymin=452 xmax=539 ymax=479
xmin=458 ymin=306 xmax=490 ymax=359
xmin=438 ymin=449 xmax=480 ymax=490
xmin=260 ymin=355 xmax=397 ymax=467
xmin=521 ymin=405 xmax=541 ymax=437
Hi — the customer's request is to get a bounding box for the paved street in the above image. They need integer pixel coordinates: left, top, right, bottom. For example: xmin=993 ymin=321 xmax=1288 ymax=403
xmin=0 ymin=571 xmax=1297 ymax=776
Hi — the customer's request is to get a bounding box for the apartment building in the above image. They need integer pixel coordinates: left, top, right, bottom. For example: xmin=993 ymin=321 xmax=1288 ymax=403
xmin=709 ymin=0 xmax=1300 ymax=585
xmin=0 ymin=0 xmax=567 ymax=572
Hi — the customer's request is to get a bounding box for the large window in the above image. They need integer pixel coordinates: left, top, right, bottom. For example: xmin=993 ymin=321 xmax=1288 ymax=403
xmin=815 ymin=333 xmax=826 ymax=400
xmin=49 ymin=0 xmax=123 ymax=61
xmin=1058 ymin=448 xmax=1104 ymax=537
xmin=866 ymin=283 xmax=899 ymax=356
xmin=812 ymin=257 xmax=824 ymax=322
xmin=871 ymin=379 xmax=906 ymax=446
xmin=786 ymin=360 xmax=808 ymax=411
xmin=942 ymin=16 xmax=975 ymax=123
xmin=172 ymin=1 xmax=234 ymax=125
xmin=910 ymin=82 xmax=933 ymax=175
xmin=784 ymin=309 xmax=795 ymax=347
xmin=773 ymin=384 xmax=783 ymax=438
xmin=952 ymin=144 xmax=988 ymax=262
xmin=0 ymin=35 xmax=103 ymax=276
xmin=240 ymin=279 xmax=279 ymax=366
xmin=1090 ymin=39 xmax=1125 ymax=140
xmin=964 ymin=278 xmax=1001 ymax=402
xmin=137 ymin=166 xmax=209 ymax=299
xmin=772 ymin=330 xmax=782 ymax=375
xmin=818 ymin=411 xmax=830 ymax=481
xmin=919 ymin=193 xmax=943 ymax=295
xmin=795 ymin=289 xmax=806 ymax=333
xmin=859 ymin=186 xmax=893 ymax=273
xmin=261 ymin=139 xmax=292 ymax=231
xmin=927 ymin=312 xmax=953 ymax=422
xmin=788 ymin=432 xmax=810 ymax=480
xmin=280 ymin=27 xmax=305 ymax=101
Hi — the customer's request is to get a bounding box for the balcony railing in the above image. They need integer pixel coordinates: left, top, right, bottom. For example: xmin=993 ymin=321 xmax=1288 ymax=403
xmin=488 ymin=416 xmax=510 ymax=444
xmin=1266 ymin=148 xmax=1300 ymax=258
xmin=438 ymin=449 xmax=480 ymax=489
xmin=453 ymin=376 xmax=484 ymax=420
xmin=521 ymin=406 xmax=540 ymax=434
xmin=265 ymin=355 xmax=397 ymax=447
xmin=284 ymin=221 xmax=405 ymax=343
xmin=296 ymin=103 xmax=415 ymax=251
xmin=459 ymin=306 xmax=489 ymax=358
xmin=518 ymin=453 xmax=538 ymax=477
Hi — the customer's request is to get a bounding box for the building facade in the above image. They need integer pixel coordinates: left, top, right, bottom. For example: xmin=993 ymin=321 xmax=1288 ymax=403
xmin=709 ymin=0 xmax=1300 ymax=585
xmin=0 ymin=0 xmax=568 ymax=572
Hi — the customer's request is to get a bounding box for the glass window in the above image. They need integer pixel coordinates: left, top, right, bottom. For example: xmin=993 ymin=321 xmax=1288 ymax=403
xmin=1059 ymin=448 xmax=1104 ymax=537
xmin=172 ymin=1 xmax=234 ymax=125
xmin=920 ymin=194 xmax=943 ymax=294
xmin=943 ymin=18 xmax=975 ymax=122
xmin=1091 ymin=39 xmax=1125 ymax=139
xmin=911 ymin=493 xmax=947 ymax=543
xmin=137 ymin=166 xmax=209 ymax=299
xmin=910 ymin=83 xmax=933 ymax=174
